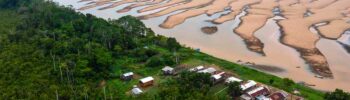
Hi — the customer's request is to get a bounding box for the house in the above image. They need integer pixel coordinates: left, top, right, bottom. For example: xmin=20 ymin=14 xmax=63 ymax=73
xmin=131 ymin=85 xmax=143 ymax=95
xmin=211 ymin=72 xmax=226 ymax=84
xmin=270 ymin=91 xmax=288 ymax=100
xmin=246 ymin=86 xmax=270 ymax=99
xmin=198 ymin=67 xmax=216 ymax=74
xmin=189 ymin=66 xmax=204 ymax=72
xmin=162 ymin=66 xmax=174 ymax=75
xmin=225 ymin=76 xmax=243 ymax=84
xmin=241 ymin=80 xmax=257 ymax=91
xmin=120 ymin=72 xmax=134 ymax=81
xmin=139 ymin=76 xmax=154 ymax=87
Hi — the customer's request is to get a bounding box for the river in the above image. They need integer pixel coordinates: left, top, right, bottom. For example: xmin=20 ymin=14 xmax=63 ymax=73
xmin=53 ymin=0 xmax=350 ymax=92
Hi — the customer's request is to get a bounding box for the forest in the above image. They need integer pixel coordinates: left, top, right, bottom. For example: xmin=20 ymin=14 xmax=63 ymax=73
xmin=0 ymin=0 xmax=349 ymax=99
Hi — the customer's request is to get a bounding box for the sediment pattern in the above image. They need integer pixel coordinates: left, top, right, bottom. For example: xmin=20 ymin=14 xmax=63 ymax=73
xmin=78 ymin=0 xmax=350 ymax=78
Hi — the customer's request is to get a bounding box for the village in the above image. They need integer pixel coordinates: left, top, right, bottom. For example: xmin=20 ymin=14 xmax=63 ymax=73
xmin=120 ymin=65 xmax=304 ymax=100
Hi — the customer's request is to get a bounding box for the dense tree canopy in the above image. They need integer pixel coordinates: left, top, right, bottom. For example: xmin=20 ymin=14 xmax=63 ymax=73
xmin=324 ymin=89 xmax=350 ymax=100
xmin=0 ymin=0 xmax=184 ymax=99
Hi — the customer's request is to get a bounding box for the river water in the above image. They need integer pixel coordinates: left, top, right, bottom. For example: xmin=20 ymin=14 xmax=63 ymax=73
xmin=53 ymin=0 xmax=350 ymax=92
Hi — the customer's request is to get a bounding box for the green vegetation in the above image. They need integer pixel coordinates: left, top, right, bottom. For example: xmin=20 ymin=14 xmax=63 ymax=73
xmin=0 ymin=0 xmax=348 ymax=99
xmin=227 ymin=82 xmax=243 ymax=99
xmin=324 ymin=89 xmax=350 ymax=100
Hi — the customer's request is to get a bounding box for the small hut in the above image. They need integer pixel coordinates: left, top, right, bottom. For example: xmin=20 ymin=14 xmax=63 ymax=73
xmin=131 ymin=85 xmax=143 ymax=95
xmin=198 ymin=67 xmax=216 ymax=74
xmin=120 ymin=72 xmax=134 ymax=81
xmin=139 ymin=76 xmax=154 ymax=87
xmin=225 ymin=76 xmax=243 ymax=84
xmin=162 ymin=66 xmax=174 ymax=75
xmin=189 ymin=66 xmax=205 ymax=72
xmin=211 ymin=72 xmax=226 ymax=84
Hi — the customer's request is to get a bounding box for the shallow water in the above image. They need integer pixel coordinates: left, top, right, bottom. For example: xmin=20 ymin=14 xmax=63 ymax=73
xmin=53 ymin=0 xmax=350 ymax=92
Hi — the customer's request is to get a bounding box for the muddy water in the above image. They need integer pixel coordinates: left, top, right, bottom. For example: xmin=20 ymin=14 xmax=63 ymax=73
xmin=53 ymin=0 xmax=350 ymax=92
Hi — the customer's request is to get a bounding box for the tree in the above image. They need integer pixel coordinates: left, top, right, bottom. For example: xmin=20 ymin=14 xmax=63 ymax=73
xmin=324 ymin=89 xmax=350 ymax=100
xmin=166 ymin=38 xmax=181 ymax=51
xmin=282 ymin=78 xmax=295 ymax=91
xmin=228 ymin=82 xmax=243 ymax=98
xmin=269 ymin=79 xmax=274 ymax=85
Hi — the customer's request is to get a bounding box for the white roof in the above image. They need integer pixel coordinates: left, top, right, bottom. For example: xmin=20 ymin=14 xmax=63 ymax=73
xmin=123 ymin=72 xmax=134 ymax=76
xmin=212 ymin=74 xmax=222 ymax=80
xmin=247 ymin=86 xmax=266 ymax=96
xmin=225 ymin=76 xmax=242 ymax=83
xmin=240 ymin=80 xmax=257 ymax=90
xmin=140 ymin=76 xmax=154 ymax=83
xmin=212 ymin=72 xmax=225 ymax=79
xmin=198 ymin=67 xmax=216 ymax=74
xmin=131 ymin=87 xmax=143 ymax=95
xmin=162 ymin=66 xmax=174 ymax=71
xmin=189 ymin=66 xmax=204 ymax=71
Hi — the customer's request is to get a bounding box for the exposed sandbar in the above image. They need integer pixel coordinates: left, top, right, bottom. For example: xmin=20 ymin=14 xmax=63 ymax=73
xmin=233 ymin=0 xmax=277 ymax=55
xmin=212 ymin=0 xmax=261 ymax=24
xmin=318 ymin=19 xmax=350 ymax=39
xmin=78 ymin=0 xmax=113 ymax=10
xmin=159 ymin=0 xmax=234 ymax=28
xmin=117 ymin=0 xmax=166 ymax=13
xmin=98 ymin=0 xmax=140 ymax=10
xmin=138 ymin=0 xmax=188 ymax=13
xmin=138 ymin=0 xmax=213 ymax=20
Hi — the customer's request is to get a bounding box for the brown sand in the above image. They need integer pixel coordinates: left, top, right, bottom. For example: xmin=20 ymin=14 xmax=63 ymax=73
xmin=78 ymin=0 xmax=113 ymax=10
xmin=138 ymin=0 xmax=214 ymax=20
xmin=98 ymin=0 xmax=142 ymax=10
xmin=318 ymin=19 xmax=350 ymax=39
xmin=138 ymin=0 xmax=189 ymax=13
xmin=212 ymin=0 xmax=261 ymax=24
xmin=278 ymin=0 xmax=350 ymax=77
xmin=159 ymin=0 xmax=234 ymax=28
xmin=233 ymin=0 xmax=278 ymax=55
xmin=117 ymin=0 xmax=166 ymax=13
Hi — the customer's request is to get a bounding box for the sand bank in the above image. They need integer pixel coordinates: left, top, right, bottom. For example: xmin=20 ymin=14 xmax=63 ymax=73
xmin=233 ymin=0 xmax=278 ymax=55
xmin=318 ymin=19 xmax=350 ymax=39
xmin=78 ymin=0 xmax=113 ymax=10
xmin=98 ymin=0 xmax=141 ymax=10
xmin=212 ymin=0 xmax=261 ymax=24
xmin=277 ymin=0 xmax=350 ymax=77
xmin=138 ymin=0 xmax=214 ymax=20
xmin=117 ymin=0 xmax=166 ymax=13
xmin=138 ymin=0 xmax=188 ymax=13
xmin=159 ymin=0 xmax=234 ymax=28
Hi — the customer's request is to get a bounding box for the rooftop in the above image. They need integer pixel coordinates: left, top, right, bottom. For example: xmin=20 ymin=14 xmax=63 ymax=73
xmin=131 ymin=87 xmax=143 ymax=95
xmin=123 ymin=72 xmax=134 ymax=76
xmin=225 ymin=76 xmax=243 ymax=83
xmin=198 ymin=67 xmax=216 ymax=74
xmin=162 ymin=66 xmax=174 ymax=71
xmin=241 ymin=80 xmax=257 ymax=91
xmin=140 ymin=76 xmax=154 ymax=83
